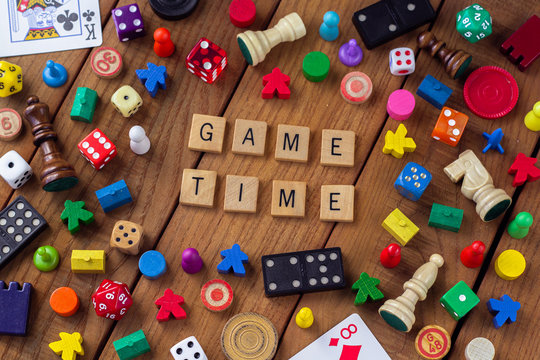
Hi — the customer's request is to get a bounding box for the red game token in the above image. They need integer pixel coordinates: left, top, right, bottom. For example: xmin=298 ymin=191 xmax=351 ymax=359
xmin=415 ymin=325 xmax=451 ymax=359
xmin=463 ymin=66 xmax=519 ymax=119
xmin=201 ymin=279 xmax=233 ymax=312
xmin=229 ymin=0 xmax=256 ymax=28
xmin=91 ymin=47 xmax=123 ymax=78
xmin=340 ymin=72 xmax=373 ymax=104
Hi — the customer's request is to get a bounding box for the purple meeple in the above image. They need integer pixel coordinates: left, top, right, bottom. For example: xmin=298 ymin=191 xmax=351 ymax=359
xmin=112 ymin=3 xmax=146 ymax=42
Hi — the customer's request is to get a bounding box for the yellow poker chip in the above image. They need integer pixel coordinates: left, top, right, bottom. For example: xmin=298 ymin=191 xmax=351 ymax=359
xmin=221 ymin=312 xmax=278 ymax=360
xmin=415 ymin=325 xmax=451 ymax=359
xmin=0 ymin=108 xmax=23 ymax=141
xmin=201 ymin=279 xmax=233 ymax=312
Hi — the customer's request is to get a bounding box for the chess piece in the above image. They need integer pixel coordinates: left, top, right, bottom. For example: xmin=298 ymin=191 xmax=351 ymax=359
xmin=524 ymin=101 xmax=540 ymax=131
xmin=417 ymin=31 xmax=472 ymax=79
xmin=153 ymin=28 xmax=175 ymax=57
xmin=380 ymin=243 xmax=401 ymax=268
xmin=507 ymin=212 xmax=533 ymax=239
xmin=23 ymin=96 xmax=78 ymax=191
xmin=129 ymin=126 xmax=151 ymax=155
xmin=181 ymin=248 xmax=203 ymax=274
xmin=42 ymin=60 xmax=68 ymax=87
xmin=339 ymin=39 xmax=363 ymax=66
xmin=460 ymin=240 xmax=485 ymax=268
xmin=237 ymin=12 xmax=306 ymax=66
xmin=444 ymin=150 xmax=511 ymax=222
xmin=379 ymin=254 xmax=444 ymax=332
xmin=319 ymin=11 xmax=339 ymax=41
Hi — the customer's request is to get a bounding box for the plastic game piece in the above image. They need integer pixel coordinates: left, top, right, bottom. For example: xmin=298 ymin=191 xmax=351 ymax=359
xmin=111 ymin=85 xmax=143 ymax=117
xmin=78 ymin=128 xmax=117 ymax=170
xmin=295 ymin=307 xmax=314 ymax=329
xmin=440 ymin=281 xmax=480 ymax=320
xmin=71 ymin=250 xmax=105 ymax=273
xmin=0 ymin=108 xmax=23 ymax=141
xmin=49 ymin=287 xmax=79 ymax=317
xmin=0 ymin=196 xmax=47 ymax=270
xmin=379 ymin=254 xmax=444 ymax=332
xmin=33 ymin=245 xmax=60 ymax=272
xmin=113 ymin=329 xmax=151 ymax=360
xmin=389 ymin=47 xmax=415 ymax=75
xmin=200 ymin=279 xmax=233 ymax=312
xmin=186 ymin=38 xmax=227 ymax=84
xmin=229 ymin=0 xmax=256 ymax=28
xmin=415 ymin=325 xmax=451 ymax=359
xmin=352 ymin=272 xmax=384 ymax=305
xmin=524 ymin=101 xmax=540 ymax=131
xmin=319 ymin=11 xmax=339 ymax=41
xmin=262 ymin=67 xmax=290 ymax=99
xmin=139 ymin=250 xmax=167 ymax=279
xmin=417 ymin=31 xmax=472 ymax=79
xmin=136 ymin=62 xmax=167 ymax=97
xmin=70 ymin=87 xmax=98 ymax=123
xmin=428 ymin=203 xmax=464 ymax=232
xmin=49 ymin=332 xmax=84 ymax=360
xmin=482 ymin=128 xmax=504 ymax=154
xmin=303 ymin=51 xmax=330 ymax=82
xmin=224 ymin=175 xmax=260 ymax=213
xmin=486 ymin=294 xmax=521 ymax=329
xmin=155 ymin=288 xmax=186 ymax=322
xmin=170 ymin=336 xmax=208 ymax=360
xmin=340 ymin=71 xmax=372 ymax=104
xmin=180 ymin=169 xmax=218 ymax=207
xmin=237 ymin=12 xmax=306 ymax=66
xmin=0 ymin=61 xmax=23 ymax=97
xmin=461 ymin=241 xmax=485 ymax=268
xmin=386 ymin=90 xmax=415 ymax=121
xmin=95 ymin=180 xmax=133 ymax=213
xmin=149 ymin=0 xmax=199 ymax=20
xmin=465 ymin=337 xmax=495 ymax=360
xmin=352 ymin=0 xmax=435 ymax=50
xmin=0 ymin=281 xmax=31 ymax=336
xmin=380 ymin=243 xmax=401 ymax=268
xmin=507 ymin=211 xmax=533 ymax=239
xmin=382 ymin=124 xmax=416 ymax=159
xmin=382 ymin=208 xmax=419 ymax=246
xmin=261 ymin=247 xmax=345 ymax=296
xmin=0 ymin=150 xmax=33 ymax=189
xmin=500 ymin=15 xmax=540 ymax=71
xmin=432 ymin=107 xmax=469 ymax=146
xmin=24 ymin=96 xmax=78 ymax=191
xmin=463 ymin=66 xmax=519 ymax=119
xmin=91 ymin=279 xmax=133 ymax=320
xmin=42 ymin=60 xmax=67 ymax=88
xmin=154 ymin=28 xmax=175 ymax=57
xmin=394 ymin=162 xmax=432 ymax=201
xmin=217 ymin=244 xmax=248 ymax=276
xmin=221 ymin=312 xmax=278 ymax=360
xmin=320 ymin=185 xmax=355 ymax=222
xmin=60 ymin=200 xmax=94 ymax=234
xmin=129 ymin=126 xmax=151 ymax=155
xmin=112 ymin=3 xmax=145 ymax=42
xmin=456 ymin=4 xmax=492 ymax=43
xmin=444 ymin=150 xmax=511 ymax=221
xmin=494 ymin=249 xmax=526 ymax=280
xmin=91 ymin=47 xmax=123 ymax=78
xmin=339 ymin=39 xmax=363 ymax=66
xmin=188 ymin=114 xmax=227 ymax=153
xmin=508 ymin=152 xmax=540 ymax=187
xmin=417 ymin=75 xmax=452 ymax=109
xmin=274 ymin=125 xmax=310 ymax=163
xmin=110 ymin=220 xmax=143 ymax=255
xmin=182 ymin=248 xmax=203 ymax=274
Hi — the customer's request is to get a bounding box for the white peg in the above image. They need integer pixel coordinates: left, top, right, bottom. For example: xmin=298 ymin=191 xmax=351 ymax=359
xmin=129 ymin=126 xmax=150 ymax=155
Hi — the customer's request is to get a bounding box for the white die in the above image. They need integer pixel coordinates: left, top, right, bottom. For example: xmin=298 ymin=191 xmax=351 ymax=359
xmin=0 ymin=150 xmax=33 ymax=189
xmin=170 ymin=336 xmax=207 ymax=360
xmin=389 ymin=47 xmax=415 ymax=75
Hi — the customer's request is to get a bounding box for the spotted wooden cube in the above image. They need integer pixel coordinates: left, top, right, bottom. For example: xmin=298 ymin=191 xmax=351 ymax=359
xmin=111 ymin=85 xmax=143 ymax=118
xmin=110 ymin=220 xmax=143 ymax=255
xmin=185 ymin=38 xmax=227 ymax=84
xmin=112 ymin=3 xmax=145 ymax=42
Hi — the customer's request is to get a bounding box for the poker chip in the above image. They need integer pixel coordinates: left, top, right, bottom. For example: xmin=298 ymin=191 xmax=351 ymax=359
xmin=340 ymin=72 xmax=373 ymax=104
xmin=463 ymin=66 xmax=519 ymax=119
xmin=149 ymin=0 xmax=199 ymax=20
xmin=201 ymin=279 xmax=233 ymax=312
xmin=0 ymin=108 xmax=23 ymax=141
xmin=415 ymin=325 xmax=451 ymax=359
xmin=91 ymin=47 xmax=123 ymax=78
xmin=221 ymin=312 xmax=278 ymax=360
xmin=229 ymin=0 xmax=256 ymax=28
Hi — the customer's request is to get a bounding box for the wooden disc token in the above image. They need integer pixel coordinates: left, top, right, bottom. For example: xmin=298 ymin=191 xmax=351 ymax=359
xmin=465 ymin=337 xmax=495 ymax=360
xmin=221 ymin=312 xmax=278 ymax=360
xmin=91 ymin=47 xmax=123 ymax=78
xmin=494 ymin=249 xmax=526 ymax=280
xmin=49 ymin=287 xmax=80 ymax=317
xmin=201 ymin=279 xmax=233 ymax=312
xmin=0 ymin=108 xmax=23 ymax=141
xmin=415 ymin=325 xmax=451 ymax=359
xmin=340 ymin=72 xmax=373 ymax=104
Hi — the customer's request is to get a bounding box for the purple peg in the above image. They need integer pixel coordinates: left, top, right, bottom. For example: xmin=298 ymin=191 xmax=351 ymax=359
xmin=339 ymin=39 xmax=363 ymax=67
xmin=182 ymin=248 xmax=203 ymax=274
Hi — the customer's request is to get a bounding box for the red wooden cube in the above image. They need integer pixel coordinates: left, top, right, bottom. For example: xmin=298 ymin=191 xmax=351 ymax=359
xmin=91 ymin=279 xmax=132 ymax=320
xmin=185 ymin=37 xmax=227 ymax=84
xmin=78 ymin=128 xmax=117 ymax=170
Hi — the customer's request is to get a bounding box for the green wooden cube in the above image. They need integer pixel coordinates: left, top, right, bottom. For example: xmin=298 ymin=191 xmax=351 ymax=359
xmin=428 ymin=203 xmax=463 ymax=232
xmin=113 ymin=329 xmax=150 ymax=360
xmin=70 ymin=87 xmax=98 ymax=123
xmin=440 ymin=281 xmax=479 ymax=320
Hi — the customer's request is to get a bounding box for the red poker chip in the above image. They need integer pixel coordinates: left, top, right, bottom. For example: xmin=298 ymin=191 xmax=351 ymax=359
xmin=229 ymin=0 xmax=256 ymax=28
xmin=340 ymin=72 xmax=373 ymax=104
xmin=201 ymin=279 xmax=233 ymax=312
xmin=463 ymin=66 xmax=519 ymax=119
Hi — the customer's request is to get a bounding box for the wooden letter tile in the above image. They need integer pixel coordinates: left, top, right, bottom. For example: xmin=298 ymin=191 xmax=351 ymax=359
xmin=274 ymin=124 xmax=310 ymax=163
xmin=231 ymin=119 xmax=268 ymax=156
xmin=224 ymin=175 xmax=259 ymax=213
xmin=180 ymin=169 xmax=217 ymax=207
xmin=188 ymin=114 xmax=226 ymax=153
xmin=271 ymin=180 xmax=307 ymax=218
xmin=320 ymin=185 xmax=355 ymax=222
xmin=321 ymin=130 xmax=355 ymax=167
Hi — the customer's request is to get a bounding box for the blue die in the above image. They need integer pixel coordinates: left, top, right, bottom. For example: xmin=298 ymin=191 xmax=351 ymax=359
xmin=394 ymin=162 xmax=432 ymax=201
xmin=416 ymin=75 xmax=452 ymax=109
xmin=95 ymin=180 xmax=133 ymax=213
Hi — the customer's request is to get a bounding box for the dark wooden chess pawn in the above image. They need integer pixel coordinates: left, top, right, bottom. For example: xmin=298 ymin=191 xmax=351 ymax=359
xmin=23 ymin=96 xmax=78 ymax=192
xmin=417 ymin=31 xmax=472 ymax=79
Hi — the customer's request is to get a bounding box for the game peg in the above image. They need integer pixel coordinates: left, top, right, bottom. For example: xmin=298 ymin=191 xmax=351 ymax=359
xmin=23 ymin=96 xmax=78 ymax=192
xmin=237 ymin=12 xmax=306 ymax=66
xmin=33 ymin=245 xmax=60 ymax=272
xmin=380 ymin=243 xmax=401 ymax=268
xmin=507 ymin=212 xmax=533 ymax=239
xmin=154 ymin=28 xmax=175 ymax=57
xmin=339 ymin=39 xmax=363 ymax=66
xmin=182 ymin=248 xmax=203 ymax=274
xmin=295 ymin=307 xmax=314 ymax=328
xmin=379 ymin=254 xmax=444 ymax=332
xmin=417 ymin=31 xmax=472 ymax=79
xmin=319 ymin=11 xmax=340 ymax=41
xmin=129 ymin=126 xmax=151 ymax=155
xmin=524 ymin=101 xmax=540 ymax=131
xmin=460 ymin=241 xmax=485 ymax=268
xmin=42 ymin=60 xmax=68 ymax=87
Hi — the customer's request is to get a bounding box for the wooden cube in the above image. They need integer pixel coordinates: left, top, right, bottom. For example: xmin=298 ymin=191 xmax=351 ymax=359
xmin=275 ymin=124 xmax=310 ymax=163
xmin=110 ymin=220 xmax=143 ymax=255
xmin=180 ymin=169 xmax=217 ymax=207
xmin=321 ymin=130 xmax=355 ymax=167
xmin=231 ymin=119 xmax=268 ymax=156
xmin=320 ymin=185 xmax=355 ymax=222
xmin=224 ymin=175 xmax=259 ymax=213
xmin=188 ymin=114 xmax=226 ymax=153
xmin=271 ymin=180 xmax=307 ymax=218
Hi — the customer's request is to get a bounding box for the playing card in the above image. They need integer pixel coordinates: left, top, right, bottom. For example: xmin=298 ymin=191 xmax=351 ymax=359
xmin=0 ymin=0 xmax=102 ymax=57
xmin=290 ymin=313 xmax=391 ymax=360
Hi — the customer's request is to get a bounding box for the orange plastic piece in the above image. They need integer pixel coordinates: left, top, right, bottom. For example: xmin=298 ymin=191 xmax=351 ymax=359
xmin=432 ymin=107 xmax=469 ymax=146
xmin=50 ymin=287 xmax=80 ymax=317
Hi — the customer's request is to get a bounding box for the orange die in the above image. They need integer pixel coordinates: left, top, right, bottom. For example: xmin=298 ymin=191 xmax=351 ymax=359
xmin=432 ymin=107 xmax=469 ymax=146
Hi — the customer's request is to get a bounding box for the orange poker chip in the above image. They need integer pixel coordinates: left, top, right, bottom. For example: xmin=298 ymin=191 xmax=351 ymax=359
xmin=340 ymin=71 xmax=373 ymax=104
xmin=415 ymin=325 xmax=451 ymax=359
xmin=91 ymin=47 xmax=123 ymax=78
xmin=50 ymin=287 xmax=80 ymax=317
xmin=201 ymin=279 xmax=233 ymax=312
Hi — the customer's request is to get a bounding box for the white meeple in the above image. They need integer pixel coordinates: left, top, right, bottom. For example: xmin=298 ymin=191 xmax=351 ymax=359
xmin=129 ymin=125 xmax=150 ymax=155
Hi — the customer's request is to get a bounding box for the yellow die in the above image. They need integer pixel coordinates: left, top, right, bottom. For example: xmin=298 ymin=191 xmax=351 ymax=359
xmin=111 ymin=85 xmax=143 ymax=117
xmin=0 ymin=61 xmax=23 ymax=97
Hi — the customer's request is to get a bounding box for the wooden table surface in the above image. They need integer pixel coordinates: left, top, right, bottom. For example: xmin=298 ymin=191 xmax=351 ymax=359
xmin=1 ymin=0 xmax=538 ymax=359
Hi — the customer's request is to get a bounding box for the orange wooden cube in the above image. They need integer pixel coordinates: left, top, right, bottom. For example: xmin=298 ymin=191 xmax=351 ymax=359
xmin=432 ymin=107 xmax=469 ymax=146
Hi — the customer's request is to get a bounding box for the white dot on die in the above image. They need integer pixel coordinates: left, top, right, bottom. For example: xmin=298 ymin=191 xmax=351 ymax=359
xmin=88 ymin=147 xmax=94 ymax=154
xmin=321 ymin=277 xmax=329 ymax=284
xmin=318 ymin=254 xmax=326 ymax=261
xmin=453 ymin=129 xmax=461 ymax=135
xmin=269 ymin=283 xmax=277 ymax=290
xmin=448 ymin=119 xmax=456 ymax=126
xmin=407 ymin=3 xmax=416 ymax=11
xmin=92 ymin=153 xmax=100 ymax=159
xmin=133 ymin=19 xmax=141 ymax=26
xmin=358 ymin=14 xmax=366 ymax=22
xmin=82 ymin=141 xmax=89 ymax=149
xmin=433 ymin=136 xmax=440 ymax=140
xmin=99 ymin=137 xmax=106 ymax=144
xmin=459 ymin=294 xmax=466 ymax=301
xmin=129 ymin=5 xmax=137 ymax=12
xmin=389 ymin=24 xmax=397 ymax=31
xmin=119 ymin=23 xmax=126 ymax=30
xmin=309 ymin=278 xmax=317 ymax=286
xmin=93 ymin=132 xmax=101 ymax=138
xmin=104 ymin=143 xmax=111 ymax=149
xmin=444 ymin=109 xmax=452 ymax=117
xmin=266 ymin=260 xmax=274 ymax=267
xmin=289 ymin=257 xmax=298 ymax=265
xmin=292 ymin=280 xmax=300 ymax=288
xmin=201 ymin=41 xmax=209 ymax=49
xmin=319 ymin=265 xmax=327 ymax=273
xmin=203 ymin=62 xmax=212 ymax=70
xmin=114 ymin=10 xmax=123 ymax=16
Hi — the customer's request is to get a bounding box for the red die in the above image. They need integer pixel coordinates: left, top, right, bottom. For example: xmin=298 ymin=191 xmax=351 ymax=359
xmin=91 ymin=279 xmax=132 ymax=320
xmin=78 ymin=128 xmax=117 ymax=170
xmin=185 ymin=37 xmax=227 ymax=84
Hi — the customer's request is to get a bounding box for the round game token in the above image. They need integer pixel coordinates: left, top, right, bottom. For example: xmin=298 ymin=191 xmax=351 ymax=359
xmin=340 ymin=72 xmax=373 ymax=104
xmin=463 ymin=66 xmax=519 ymax=119
xmin=91 ymin=47 xmax=123 ymax=78
xmin=415 ymin=325 xmax=451 ymax=359
xmin=0 ymin=108 xmax=23 ymax=141
xmin=494 ymin=249 xmax=526 ymax=280
xmin=387 ymin=89 xmax=415 ymax=121
xmin=50 ymin=287 xmax=80 ymax=317
xmin=201 ymin=279 xmax=233 ymax=312
xmin=149 ymin=0 xmax=199 ymax=20
xmin=465 ymin=337 xmax=495 ymax=360
xmin=229 ymin=0 xmax=256 ymax=28
xmin=302 ymin=51 xmax=330 ymax=82
xmin=138 ymin=250 xmax=167 ymax=280
xmin=221 ymin=312 xmax=278 ymax=360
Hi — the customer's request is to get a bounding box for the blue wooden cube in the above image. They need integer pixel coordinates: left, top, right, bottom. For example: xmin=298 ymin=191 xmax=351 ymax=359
xmin=394 ymin=162 xmax=432 ymax=201
xmin=416 ymin=75 xmax=452 ymax=109
xmin=95 ymin=180 xmax=133 ymax=213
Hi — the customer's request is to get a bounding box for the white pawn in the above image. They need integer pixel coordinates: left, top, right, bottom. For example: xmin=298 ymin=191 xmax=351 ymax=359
xmin=129 ymin=126 xmax=150 ymax=155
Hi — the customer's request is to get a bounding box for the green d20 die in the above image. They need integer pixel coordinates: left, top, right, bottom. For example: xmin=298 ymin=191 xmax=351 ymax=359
xmin=428 ymin=203 xmax=464 ymax=232
xmin=440 ymin=281 xmax=480 ymax=320
xmin=456 ymin=3 xmax=492 ymax=43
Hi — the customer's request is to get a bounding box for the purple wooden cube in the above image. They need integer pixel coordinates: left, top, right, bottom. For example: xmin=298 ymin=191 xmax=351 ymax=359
xmin=112 ymin=3 xmax=145 ymax=42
